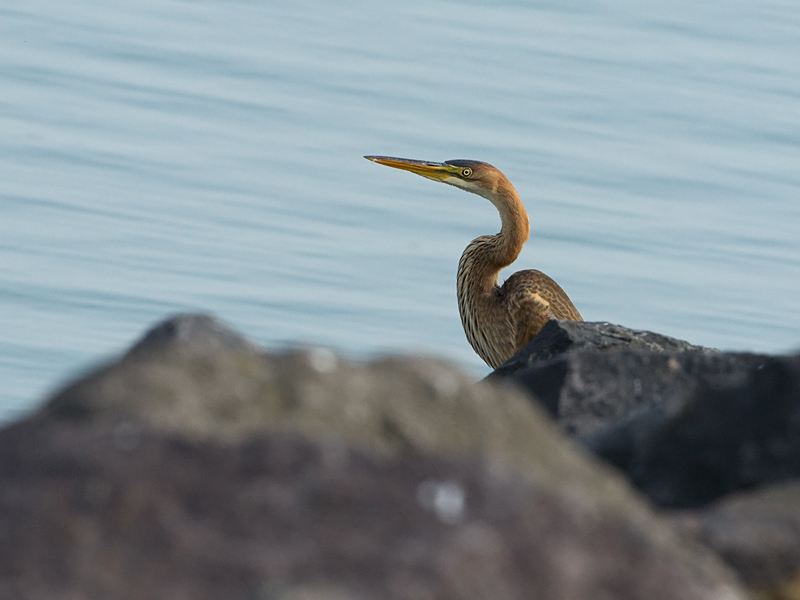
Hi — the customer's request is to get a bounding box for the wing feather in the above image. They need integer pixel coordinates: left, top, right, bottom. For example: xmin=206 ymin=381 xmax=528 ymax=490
xmin=501 ymin=269 xmax=583 ymax=350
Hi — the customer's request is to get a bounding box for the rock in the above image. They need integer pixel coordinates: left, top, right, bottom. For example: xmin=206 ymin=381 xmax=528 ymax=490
xmin=492 ymin=321 xmax=800 ymax=510
xmin=128 ymin=312 xmax=258 ymax=353
xmin=487 ymin=319 xmax=800 ymax=589
xmin=0 ymin=314 xmax=747 ymax=600
xmin=39 ymin=315 xmax=628 ymax=502
xmin=0 ymin=419 xmax=744 ymax=600
xmin=490 ymin=321 xmax=767 ymax=437
xmin=583 ymin=355 xmax=800 ymax=508
xmin=668 ymin=482 xmax=800 ymax=598
xmin=495 ymin=320 xmax=709 ymax=377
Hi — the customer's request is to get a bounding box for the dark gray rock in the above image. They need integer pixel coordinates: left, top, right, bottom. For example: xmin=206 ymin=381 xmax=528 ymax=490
xmin=495 ymin=320 xmax=708 ymax=377
xmin=488 ymin=318 xmax=800 ymax=587
xmin=490 ymin=321 xmax=767 ymax=437
xmin=583 ymin=355 xmax=800 ymax=508
xmin=1 ymin=314 xmax=746 ymax=600
xmin=668 ymin=482 xmax=800 ymax=597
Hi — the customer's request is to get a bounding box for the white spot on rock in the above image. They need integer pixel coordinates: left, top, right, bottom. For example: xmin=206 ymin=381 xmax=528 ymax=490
xmin=417 ymin=479 xmax=466 ymax=524
xmin=308 ymin=348 xmax=337 ymax=373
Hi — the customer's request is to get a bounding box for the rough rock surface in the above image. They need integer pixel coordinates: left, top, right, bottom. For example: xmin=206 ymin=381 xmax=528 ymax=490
xmin=495 ymin=320 xmax=709 ymax=376
xmin=583 ymin=354 xmax=800 ymax=508
xmin=489 ymin=319 xmax=800 ymax=596
xmin=490 ymin=320 xmax=767 ymax=437
xmin=0 ymin=314 xmax=746 ymax=600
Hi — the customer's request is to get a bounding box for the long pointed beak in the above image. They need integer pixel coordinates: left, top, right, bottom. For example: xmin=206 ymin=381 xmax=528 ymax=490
xmin=364 ymin=155 xmax=455 ymax=182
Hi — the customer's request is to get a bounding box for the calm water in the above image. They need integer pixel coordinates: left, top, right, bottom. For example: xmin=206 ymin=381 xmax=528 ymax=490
xmin=2 ymin=0 xmax=799 ymax=421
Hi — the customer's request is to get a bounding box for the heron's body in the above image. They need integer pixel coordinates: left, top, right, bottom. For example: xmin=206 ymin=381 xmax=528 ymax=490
xmin=365 ymin=155 xmax=582 ymax=369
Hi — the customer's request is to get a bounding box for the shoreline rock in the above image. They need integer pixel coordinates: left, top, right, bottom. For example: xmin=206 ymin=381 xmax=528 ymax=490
xmin=489 ymin=320 xmax=768 ymax=437
xmin=0 ymin=419 xmax=742 ymax=600
xmin=488 ymin=320 xmax=800 ymax=509
xmin=0 ymin=314 xmax=751 ymax=600
xmin=489 ymin=319 xmax=800 ymax=598
xmin=582 ymin=354 xmax=800 ymax=507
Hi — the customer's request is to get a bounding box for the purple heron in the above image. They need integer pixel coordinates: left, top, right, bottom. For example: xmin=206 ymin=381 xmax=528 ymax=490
xmin=365 ymin=155 xmax=582 ymax=369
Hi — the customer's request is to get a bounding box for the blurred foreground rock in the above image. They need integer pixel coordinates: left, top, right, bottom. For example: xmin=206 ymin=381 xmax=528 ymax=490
xmin=0 ymin=315 xmax=745 ymax=600
xmin=0 ymin=421 xmax=741 ymax=600
xmin=669 ymin=482 xmax=800 ymax=597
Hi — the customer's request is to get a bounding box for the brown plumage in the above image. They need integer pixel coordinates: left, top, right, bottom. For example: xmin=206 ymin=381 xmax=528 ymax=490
xmin=365 ymin=155 xmax=582 ymax=369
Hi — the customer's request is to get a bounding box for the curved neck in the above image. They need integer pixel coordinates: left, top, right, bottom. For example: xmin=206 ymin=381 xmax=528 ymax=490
xmin=459 ymin=179 xmax=530 ymax=293
xmin=489 ymin=178 xmax=529 ymax=266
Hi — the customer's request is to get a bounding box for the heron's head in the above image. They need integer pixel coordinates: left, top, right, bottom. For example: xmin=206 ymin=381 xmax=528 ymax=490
xmin=364 ymin=156 xmax=510 ymax=202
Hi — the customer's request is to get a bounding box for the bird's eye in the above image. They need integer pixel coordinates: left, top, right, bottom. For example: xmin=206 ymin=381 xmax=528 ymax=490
xmin=461 ymin=167 xmax=473 ymax=178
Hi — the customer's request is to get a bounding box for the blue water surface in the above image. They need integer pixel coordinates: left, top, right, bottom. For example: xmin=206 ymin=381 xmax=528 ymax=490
xmin=1 ymin=0 xmax=799 ymax=421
